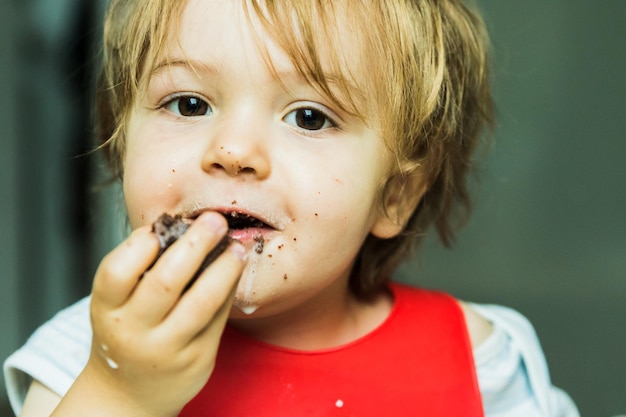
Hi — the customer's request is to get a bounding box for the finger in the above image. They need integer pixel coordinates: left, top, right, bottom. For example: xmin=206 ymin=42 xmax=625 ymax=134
xmin=162 ymin=241 xmax=246 ymax=343
xmin=174 ymin=286 xmax=237 ymax=378
xmin=129 ymin=212 xmax=229 ymax=324
xmin=92 ymin=226 xmax=160 ymax=308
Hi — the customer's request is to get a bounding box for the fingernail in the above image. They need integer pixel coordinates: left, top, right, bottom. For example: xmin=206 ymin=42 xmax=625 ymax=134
xmin=230 ymin=241 xmax=248 ymax=261
xmin=197 ymin=212 xmax=227 ymax=234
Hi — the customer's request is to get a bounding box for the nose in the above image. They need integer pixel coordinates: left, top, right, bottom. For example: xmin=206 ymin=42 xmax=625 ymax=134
xmin=201 ymin=114 xmax=271 ymax=179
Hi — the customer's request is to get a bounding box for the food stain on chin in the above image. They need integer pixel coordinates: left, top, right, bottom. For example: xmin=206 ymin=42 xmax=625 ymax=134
xmin=237 ymin=304 xmax=259 ymax=315
xmin=234 ymin=246 xmax=261 ymax=314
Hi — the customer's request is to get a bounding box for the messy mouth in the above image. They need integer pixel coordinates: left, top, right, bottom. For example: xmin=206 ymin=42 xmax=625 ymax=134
xmin=187 ymin=209 xmax=272 ymax=231
xmin=223 ymin=211 xmax=270 ymax=230
xmin=219 ymin=212 xmax=270 ymax=254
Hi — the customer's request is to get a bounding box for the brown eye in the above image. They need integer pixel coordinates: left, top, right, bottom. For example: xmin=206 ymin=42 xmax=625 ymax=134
xmin=285 ymin=108 xmax=333 ymax=131
xmin=165 ymin=96 xmax=211 ymax=117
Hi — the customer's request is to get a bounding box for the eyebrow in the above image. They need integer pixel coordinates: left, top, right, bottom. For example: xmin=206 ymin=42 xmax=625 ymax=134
xmin=150 ymin=58 xmax=223 ymax=78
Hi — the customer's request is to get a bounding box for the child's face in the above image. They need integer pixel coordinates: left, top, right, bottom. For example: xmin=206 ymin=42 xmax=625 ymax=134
xmin=123 ymin=0 xmax=397 ymax=317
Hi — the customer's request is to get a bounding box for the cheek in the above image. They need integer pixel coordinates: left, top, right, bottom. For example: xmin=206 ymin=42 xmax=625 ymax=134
xmin=312 ymin=149 xmax=385 ymax=224
xmin=302 ymin=165 xmax=383 ymax=244
xmin=336 ymin=183 xmax=378 ymax=227
xmin=122 ymin=149 xmax=184 ymax=228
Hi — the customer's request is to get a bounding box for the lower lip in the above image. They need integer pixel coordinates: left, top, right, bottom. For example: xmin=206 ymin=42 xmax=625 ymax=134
xmin=228 ymin=227 xmax=272 ymax=242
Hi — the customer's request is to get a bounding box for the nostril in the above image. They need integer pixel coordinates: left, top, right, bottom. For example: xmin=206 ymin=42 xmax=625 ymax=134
xmin=202 ymin=144 xmax=269 ymax=178
xmin=211 ymin=162 xmax=225 ymax=171
xmin=232 ymin=161 xmax=255 ymax=175
xmin=210 ymin=162 xmax=255 ymax=176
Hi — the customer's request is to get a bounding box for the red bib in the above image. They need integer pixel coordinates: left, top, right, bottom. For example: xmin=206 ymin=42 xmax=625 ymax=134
xmin=180 ymin=283 xmax=483 ymax=416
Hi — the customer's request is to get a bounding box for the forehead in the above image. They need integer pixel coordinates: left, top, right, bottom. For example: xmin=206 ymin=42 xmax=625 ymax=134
xmin=167 ymin=0 xmax=363 ymax=58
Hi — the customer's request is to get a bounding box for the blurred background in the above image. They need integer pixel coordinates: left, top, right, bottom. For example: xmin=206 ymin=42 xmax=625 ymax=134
xmin=0 ymin=1 xmax=624 ymax=416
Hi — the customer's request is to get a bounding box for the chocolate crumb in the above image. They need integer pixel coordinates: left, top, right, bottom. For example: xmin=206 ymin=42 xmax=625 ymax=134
xmin=253 ymin=232 xmax=264 ymax=254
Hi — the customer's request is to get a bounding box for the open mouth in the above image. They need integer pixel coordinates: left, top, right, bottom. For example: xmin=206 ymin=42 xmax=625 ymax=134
xmin=224 ymin=211 xmax=270 ymax=230
xmin=221 ymin=211 xmax=270 ymax=254
xmin=184 ymin=207 xmax=276 ymax=248
xmin=183 ymin=209 xmax=272 ymax=255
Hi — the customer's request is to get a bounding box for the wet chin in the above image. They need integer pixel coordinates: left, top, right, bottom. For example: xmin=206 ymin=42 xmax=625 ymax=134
xmin=230 ymin=258 xmax=297 ymax=318
xmin=231 ymin=260 xmax=267 ymax=316
xmin=233 ymin=286 xmax=261 ymax=316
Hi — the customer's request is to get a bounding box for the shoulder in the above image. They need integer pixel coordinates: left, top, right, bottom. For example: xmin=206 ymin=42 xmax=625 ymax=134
xmin=459 ymin=301 xmax=493 ymax=348
xmin=19 ymin=380 xmax=62 ymax=417
xmin=468 ymin=303 xmax=580 ymax=417
xmin=3 ymin=297 xmax=92 ymax=416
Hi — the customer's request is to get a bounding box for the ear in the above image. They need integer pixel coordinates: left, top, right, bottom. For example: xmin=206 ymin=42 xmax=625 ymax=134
xmin=370 ymin=169 xmax=427 ymax=239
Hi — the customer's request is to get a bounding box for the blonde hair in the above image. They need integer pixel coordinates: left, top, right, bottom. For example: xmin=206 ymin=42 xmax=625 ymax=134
xmin=97 ymin=0 xmax=494 ymax=298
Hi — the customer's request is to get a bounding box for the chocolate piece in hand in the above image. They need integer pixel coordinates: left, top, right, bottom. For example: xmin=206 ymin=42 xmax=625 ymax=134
xmin=152 ymin=213 xmax=191 ymax=254
xmin=151 ymin=213 xmax=233 ymax=290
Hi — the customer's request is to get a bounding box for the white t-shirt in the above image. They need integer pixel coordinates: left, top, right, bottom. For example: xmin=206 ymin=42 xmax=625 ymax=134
xmin=3 ymin=296 xmax=580 ymax=416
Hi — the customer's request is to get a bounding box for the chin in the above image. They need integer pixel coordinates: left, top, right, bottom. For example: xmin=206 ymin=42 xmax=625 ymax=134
xmin=229 ymin=248 xmax=289 ymax=316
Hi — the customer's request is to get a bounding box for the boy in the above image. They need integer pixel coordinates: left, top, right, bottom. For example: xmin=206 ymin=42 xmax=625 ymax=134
xmin=5 ymin=1 xmax=579 ymax=416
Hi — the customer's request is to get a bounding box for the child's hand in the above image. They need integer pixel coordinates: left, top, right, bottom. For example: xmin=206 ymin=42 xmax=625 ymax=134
xmin=64 ymin=212 xmax=246 ymax=417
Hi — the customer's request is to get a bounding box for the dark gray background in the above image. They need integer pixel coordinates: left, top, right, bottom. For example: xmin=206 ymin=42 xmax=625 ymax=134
xmin=1 ymin=1 xmax=624 ymax=416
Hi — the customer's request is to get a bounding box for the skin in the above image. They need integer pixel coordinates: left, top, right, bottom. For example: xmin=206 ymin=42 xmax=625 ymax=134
xmin=19 ymin=1 xmax=492 ymax=415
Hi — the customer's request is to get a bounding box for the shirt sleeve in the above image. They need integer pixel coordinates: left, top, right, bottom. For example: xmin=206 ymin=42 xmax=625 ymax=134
xmin=471 ymin=303 xmax=580 ymax=417
xmin=3 ymin=297 xmax=92 ymax=416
